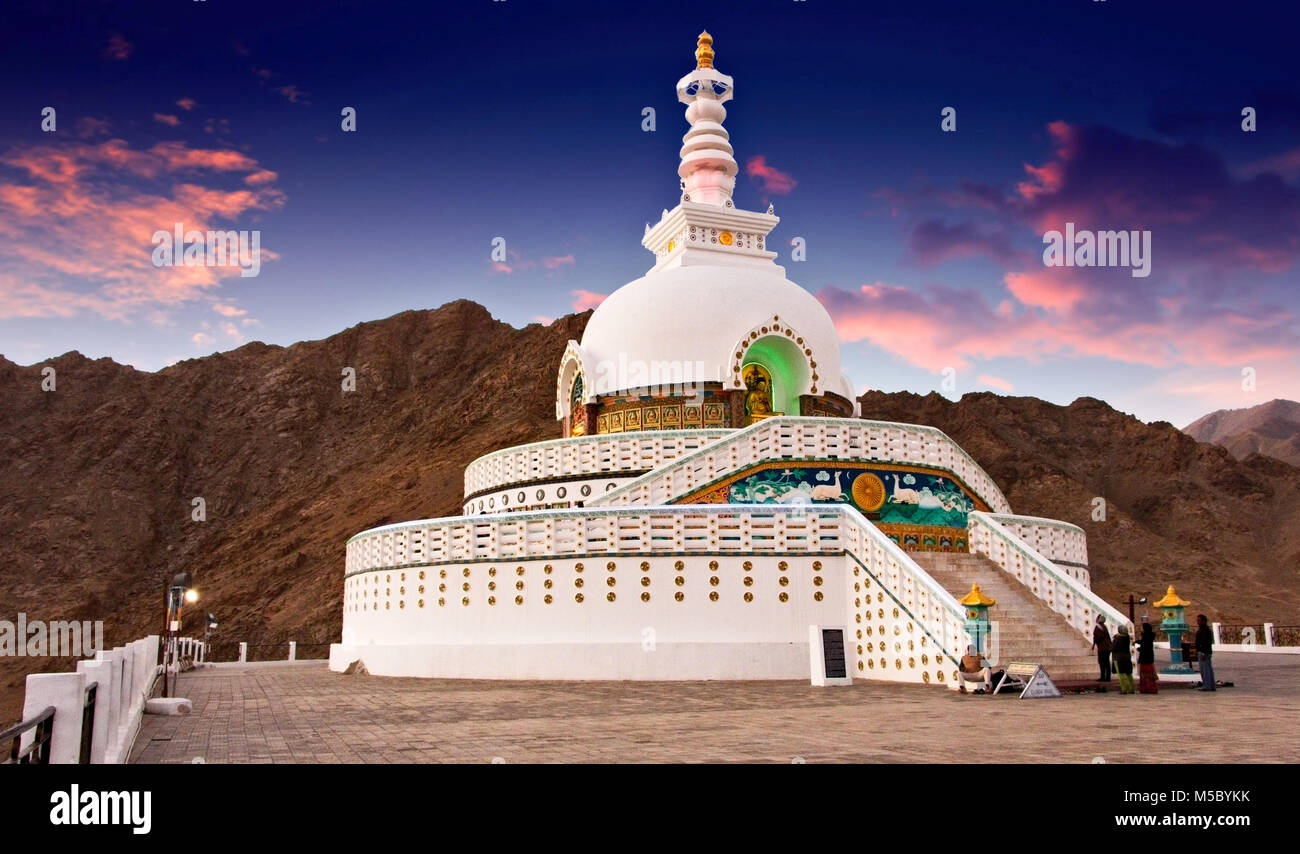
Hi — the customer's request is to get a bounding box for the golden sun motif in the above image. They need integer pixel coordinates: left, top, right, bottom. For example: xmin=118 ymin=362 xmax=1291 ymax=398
xmin=851 ymin=473 xmax=887 ymax=511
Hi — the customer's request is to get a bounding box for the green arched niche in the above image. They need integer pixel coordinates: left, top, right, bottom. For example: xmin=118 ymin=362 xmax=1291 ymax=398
xmin=742 ymin=335 xmax=809 ymax=418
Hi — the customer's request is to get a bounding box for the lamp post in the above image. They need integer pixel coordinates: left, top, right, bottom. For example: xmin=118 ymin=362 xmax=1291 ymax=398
xmin=205 ymin=613 xmax=218 ymax=664
xmin=1127 ymin=594 xmax=1148 ymax=624
xmin=959 ymin=583 xmax=996 ymax=656
xmin=1154 ymin=585 xmax=1193 ymax=675
xmin=162 ymin=571 xmax=197 ymax=698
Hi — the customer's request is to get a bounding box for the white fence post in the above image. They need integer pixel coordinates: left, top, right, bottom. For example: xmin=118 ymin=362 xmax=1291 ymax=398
xmin=288 ymin=641 xmax=297 ymax=661
xmin=76 ymin=659 xmax=113 ymax=764
xmin=116 ymin=645 xmax=134 ymax=748
xmin=1212 ymin=622 xmax=1223 ymax=647
xmin=21 ymin=671 xmax=87 ymax=764
xmin=1264 ymin=623 xmax=1275 ymax=648
xmin=238 ymin=642 xmax=248 ymax=663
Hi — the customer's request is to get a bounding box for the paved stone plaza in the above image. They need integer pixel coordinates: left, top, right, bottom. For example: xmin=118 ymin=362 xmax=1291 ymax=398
xmin=130 ymin=651 xmax=1299 ymax=763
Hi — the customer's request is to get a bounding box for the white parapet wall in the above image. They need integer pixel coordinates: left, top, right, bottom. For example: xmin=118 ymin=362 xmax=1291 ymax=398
xmin=979 ymin=513 xmax=1090 ymax=587
xmin=968 ymin=512 xmax=1127 ymax=640
xmin=334 ymin=504 xmax=975 ymax=685
xmin=14 ymin=634 xmax=167 ymax=764
xmin=590 ymin=416 xmax=1012 ymax=514
xmin=462 ymin=428 xmax=732 ymax=506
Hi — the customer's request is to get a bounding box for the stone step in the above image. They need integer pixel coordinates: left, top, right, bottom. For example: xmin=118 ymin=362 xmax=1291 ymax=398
xmin=908 ymin=551 xmax=1097 ymax=667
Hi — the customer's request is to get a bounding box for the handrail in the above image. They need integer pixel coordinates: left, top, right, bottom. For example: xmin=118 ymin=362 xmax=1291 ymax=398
xmin=837 ymin=506 xmax=970 ymax=668
xmin=462 ymin=428 xmax=732 ymax=496
xmin=1 ymin=705 xmax=55 ymax=765
xmin=981 ymin=512 xmax=1085 ymax=536
xmin=969 ymin=511 xmax=1128 ymax=638
xmin=588 ymin=416 xmax=1011 ymax=513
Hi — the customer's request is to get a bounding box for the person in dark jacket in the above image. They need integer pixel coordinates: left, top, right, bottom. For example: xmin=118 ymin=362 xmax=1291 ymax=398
xmin=1111 ymin=624 xmax=1134 ymax=694
xmin=1137 ymin=618 xmax=1158 ymax=694
xmin=1196 ymin=614 xmax=1216 ymax=691
xmin=1091 ymin=615 xmax=1112 ymax=682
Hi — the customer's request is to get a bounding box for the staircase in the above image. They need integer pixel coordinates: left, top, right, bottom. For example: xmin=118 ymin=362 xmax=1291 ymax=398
xmin=910 ymin=552 xmax=1100 ymax=682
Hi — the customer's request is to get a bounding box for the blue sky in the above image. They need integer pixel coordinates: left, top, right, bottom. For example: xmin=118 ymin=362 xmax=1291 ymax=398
xmin=1 ymin=0 xmax=1298 ymax=427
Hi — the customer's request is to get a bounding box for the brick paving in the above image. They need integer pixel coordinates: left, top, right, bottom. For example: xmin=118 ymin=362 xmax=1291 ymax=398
xmin=129 ymin=652 xmax=1300 ymax=763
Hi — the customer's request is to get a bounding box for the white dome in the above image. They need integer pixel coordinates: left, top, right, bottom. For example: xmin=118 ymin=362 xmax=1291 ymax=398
xmin=576 ymin=264 xmax=852 ymax=405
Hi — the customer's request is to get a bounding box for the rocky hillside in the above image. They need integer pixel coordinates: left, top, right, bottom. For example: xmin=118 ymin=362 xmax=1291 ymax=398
xmin=0 ymin=301 xmax=584 ymax=721
xmin=3 ymin=302 xmax=1298 ymax=720
xmin=860 ymin=391 xmax=1300 ymax=628
xmin=1183 ymin=399 xmax=1300 ymax=468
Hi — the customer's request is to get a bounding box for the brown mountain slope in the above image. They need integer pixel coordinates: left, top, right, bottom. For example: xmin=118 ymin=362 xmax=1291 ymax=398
xmin=3 ymin=304 xmax=1298 ymax=722
xmin=1183 ymin=399 xmax=1300 ymax=468
xmin=0 ymin=301 xmax=585 ymax=721
xmin=860 ymin=391 xmax=1300 ymax=627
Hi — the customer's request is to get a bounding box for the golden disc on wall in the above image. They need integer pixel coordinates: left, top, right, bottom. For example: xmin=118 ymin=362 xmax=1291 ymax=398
xmin=851 ymin=473 xmax=887 ymax=511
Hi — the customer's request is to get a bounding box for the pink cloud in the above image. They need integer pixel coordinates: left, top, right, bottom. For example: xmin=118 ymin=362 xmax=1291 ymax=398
xmin=212 ymin=303 xmax=247 ymax=317
xmin=153 ymin=114 xmax=180 ymax=127
xmin=533 ymin=315 xmax=555 ymax=325
xmin=244 ymin=169 xmax=278 ymax=186
xmin=104 ymin=34 xmax=133 ymax=61
xmin=818 ymin=280 xmax=1299 ymax=375
xmin=1002 ymin=269 xmax=1090 ymax=313
xmin=489 ymin=262 xmax=513 ymax=274
xmin=571 ymin=290 xmax=607 ymax=311
xmin=543 ymin=254 xmax=575 ymax=270
xmin=745 ymin=155 xmax=797 ymax=196
xmin=1238 ymin=146 xmax=1300 ymax=181
xmin=977 ymin=374 xmax=1015 ymax=393
xmin=176 ymin=98 xmax=197 ymax=112
xmin=75 ymin=118 xmax=112 ymax=139
xmin=0 ymin=138 xmax=283 ymax=321
xmin=276 ymin=85 xmax=309 ymax=105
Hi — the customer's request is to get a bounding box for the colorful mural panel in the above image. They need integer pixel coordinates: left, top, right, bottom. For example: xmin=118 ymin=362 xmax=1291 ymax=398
xmin=595 ymin=390 xmax=731 ymax=434
xmin=679 ymin=461 xmax=987 ymax=551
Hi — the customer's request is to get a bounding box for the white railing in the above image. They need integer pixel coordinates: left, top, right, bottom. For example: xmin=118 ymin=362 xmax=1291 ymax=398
xmin=463 ymin=429 xmax=732 ymax=497
xmin=837 ymin=506 xmax=974 ymax=668
xmin=981 ymin=513 xmax=1090 ymax=586
xmin=14 ymin=634 xmax=170 ymax=764
xmin=968 ymin=512 xmax=1127 ymax=640
xmin=589 ymin=416 xmax=1012 ymax=513
xmin=346 ymin=504 xmax=973 ymax=669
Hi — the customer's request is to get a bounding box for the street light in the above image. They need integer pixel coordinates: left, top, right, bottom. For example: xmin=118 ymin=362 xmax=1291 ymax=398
xmin=205 ymin=613 xmax=218 ymax=665
xmin=163 ymin=571 xmax=194 ymax=698
xmin=1127 ymin=594 xmax=1148 ymax=624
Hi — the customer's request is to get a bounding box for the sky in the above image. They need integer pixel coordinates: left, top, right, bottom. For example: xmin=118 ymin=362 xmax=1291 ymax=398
xmin=1 ymin=0 xmax=1298 ymax=428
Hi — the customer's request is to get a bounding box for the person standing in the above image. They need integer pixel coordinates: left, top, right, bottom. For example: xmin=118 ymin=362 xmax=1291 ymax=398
xmin=1111 ymin=624 xmax=1134 ymax=694
xmin=1137 ymin=618 xmax=1158 ymax=694
xmin=1196 ymin=614 xmax=1216 ymax=691
xmin=1091 ymin=614 xmax=1112 ymax=682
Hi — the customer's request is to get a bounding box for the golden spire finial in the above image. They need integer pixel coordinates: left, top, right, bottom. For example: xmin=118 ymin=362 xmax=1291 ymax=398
xmin=695 ymin=30 xmax=714 ymax=69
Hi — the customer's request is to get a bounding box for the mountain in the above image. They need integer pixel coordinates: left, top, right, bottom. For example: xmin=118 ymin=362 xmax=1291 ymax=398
xmin=3 ymin=302 xmax=1298 ymax=721
xmin=860 ymin=391 xmax=1300 ymax=631
xmin=0 ymin=301 xmax=583 ymax=721
xmin=1183 ymin=399 xmax=1300 ymax=468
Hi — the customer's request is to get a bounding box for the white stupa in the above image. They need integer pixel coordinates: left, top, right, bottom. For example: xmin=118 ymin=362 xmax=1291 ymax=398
xmin=332 ymin=33 xmax=1126 ymax=685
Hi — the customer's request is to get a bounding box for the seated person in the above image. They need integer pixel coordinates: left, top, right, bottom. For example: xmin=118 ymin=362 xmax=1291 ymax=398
xmin=957 ymin=644 xmax=993 ymax=694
